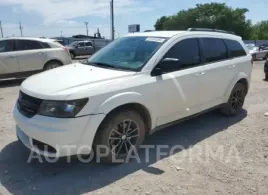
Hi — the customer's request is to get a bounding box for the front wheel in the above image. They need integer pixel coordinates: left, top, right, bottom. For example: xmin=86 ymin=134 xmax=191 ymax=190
xmin=94 ymin=110 xmax=146 ymax=164
xmin=263 ymin=53 xmax=268 ymax=60
xmin=220 ymin=83 xmax=246 ymax=116
xmin=70 ymin=52 xmax=75 ymax=59
xmin=252 ymin=54 xmax=256 ymax=61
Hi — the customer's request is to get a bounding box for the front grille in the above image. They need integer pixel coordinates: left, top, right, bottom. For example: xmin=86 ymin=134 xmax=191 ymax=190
xmin=17 ymin=91 xmax=42 ymax=118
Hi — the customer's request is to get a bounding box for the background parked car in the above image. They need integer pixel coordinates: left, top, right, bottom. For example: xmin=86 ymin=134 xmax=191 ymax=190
xmin=67 ymin=41 xmax=94 ymax=59
xmin=0 ymin=37 xmax=72 ymax=80
xmin=246 ymin=43 xmax=268 ymax=60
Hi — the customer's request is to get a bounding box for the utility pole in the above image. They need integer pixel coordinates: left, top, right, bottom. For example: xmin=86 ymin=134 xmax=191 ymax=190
xmin=110 ymin=0 xmax=115 ymax=40
xmin=84 ymin=22 xmax=89 ymax=36
xmin=0 ymin=21 xmax=3 ymax=38
xmin=19 ymin=22 xmax=23 ymax=37
xmin=61 ymin=31 xmax=63 ymax=37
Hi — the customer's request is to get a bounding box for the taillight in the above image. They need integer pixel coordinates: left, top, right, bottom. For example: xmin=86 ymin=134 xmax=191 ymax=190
xmin=251 ymin=57 xmax=253 ymax=65
xmin=64 ymin=47 xmax=70 ymax=55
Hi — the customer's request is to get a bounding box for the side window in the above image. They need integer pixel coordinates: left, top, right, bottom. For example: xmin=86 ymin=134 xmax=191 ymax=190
xmin=40 ymin=42 xmax=51 ymax=48
xmin=201 ymin=38 xmax=228 ymax=63
xmin=77 ymin=42 xmax=85 ymax=47
xmin=16 ymin=40 xmax=43 ymax=51
xmin=0 ymin=40 xmax=15 ymax=53
xmin=85 ymin=42 xmax=92 ymax=47
xmin=224 ymin=39 xmax=246 ymax=58
xmin=162 ymin=38 xmax=200 ymax=71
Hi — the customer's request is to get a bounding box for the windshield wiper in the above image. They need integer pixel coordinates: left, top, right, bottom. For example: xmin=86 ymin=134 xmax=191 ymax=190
xmin=91 ymin=62 xmax=116 ymax=68
xmin=87 ymin=61 xmax=127 ymax=71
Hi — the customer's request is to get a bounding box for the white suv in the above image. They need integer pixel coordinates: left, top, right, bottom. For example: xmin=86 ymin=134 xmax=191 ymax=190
xmin=0 ymin=37 xmax=72 ymax=80
xmin=13 ymin=28 xmax=252 ymax=163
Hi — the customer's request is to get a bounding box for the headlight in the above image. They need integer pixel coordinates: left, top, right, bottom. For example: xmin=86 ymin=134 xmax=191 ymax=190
xmin=38 ymin=98 xmax=88 ymax=118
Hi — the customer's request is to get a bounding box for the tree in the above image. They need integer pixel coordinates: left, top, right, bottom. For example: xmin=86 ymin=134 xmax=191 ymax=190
xmin=154 ymin=3 xmax=252 ymax=39
xmin=251 ymin=21 xmax=268 ymax=40
xmin=154 ymin=16 xmax=168 ymax=30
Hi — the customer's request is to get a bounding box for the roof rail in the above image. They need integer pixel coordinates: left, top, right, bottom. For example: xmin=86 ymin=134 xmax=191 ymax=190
xmin=187 ymin=28 xmax=235 ymax=35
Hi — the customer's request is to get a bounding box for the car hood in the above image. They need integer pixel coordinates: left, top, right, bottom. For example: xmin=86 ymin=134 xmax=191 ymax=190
xmin=21 ymin=63 xmax=136 ymax=100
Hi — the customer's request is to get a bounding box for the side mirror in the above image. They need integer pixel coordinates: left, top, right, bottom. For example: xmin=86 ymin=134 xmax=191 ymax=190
xmin=151 ymin=57 xmax=179 ymax=76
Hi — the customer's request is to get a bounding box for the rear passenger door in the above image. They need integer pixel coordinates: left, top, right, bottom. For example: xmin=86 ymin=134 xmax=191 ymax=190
xmin=198 ymin=37 xmax=234 ymax=105
xmin=15 ymin=40 xmax=47 ymax=72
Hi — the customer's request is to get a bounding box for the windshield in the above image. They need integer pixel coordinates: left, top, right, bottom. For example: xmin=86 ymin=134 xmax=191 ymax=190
xmin=69 ymin=41 xmax=78 ymax=47
xmin=86 ymin=36 xmax=167 ymax=71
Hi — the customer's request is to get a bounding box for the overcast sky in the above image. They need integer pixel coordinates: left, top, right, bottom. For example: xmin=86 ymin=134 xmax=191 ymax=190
xmin=0 ymin=0 xmax=267 ymax=39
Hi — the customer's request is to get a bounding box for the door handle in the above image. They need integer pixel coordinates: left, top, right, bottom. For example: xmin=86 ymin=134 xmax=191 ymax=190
xmin=7 ymin=56 xmax=15 ymax=59
xmin=228 ymin=65 xmax=236 ymax=68
xmin=195 ymin=72 xmax=205 ymax=76
xmin=38 ymin=52 xmax=43 ymax=55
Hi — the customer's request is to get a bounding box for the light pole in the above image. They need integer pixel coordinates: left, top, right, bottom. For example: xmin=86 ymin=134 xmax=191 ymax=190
xmin=110 ymin=0 xmax=115 ymax=40
xmin=0 ymin=21 xmax=3 ymax=38
xmin=84 ymin=22 xmax=89 ymax=36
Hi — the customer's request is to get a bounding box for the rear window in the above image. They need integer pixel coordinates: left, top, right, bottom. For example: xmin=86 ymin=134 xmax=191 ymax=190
xmin=224 ymin=39 xmax=247 ymax=58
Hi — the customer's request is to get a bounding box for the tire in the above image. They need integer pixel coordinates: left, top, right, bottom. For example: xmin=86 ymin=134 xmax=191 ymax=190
xmin=220 ymin=83 xmax=246 ymax=116
xmin=70 ymin=52 xmax=75 ymax=59
xmin=265 ymin=73 xmax=268 ymax=79
xmin=263 ymin=53 xmax=268 ymax=60
xmin=44 ymin=61 xmax=62 ymax=70
xmin=94 ymin=109 xmax=146 ymax=164
xmin=252 ymin=54 xmax=256 ymax=61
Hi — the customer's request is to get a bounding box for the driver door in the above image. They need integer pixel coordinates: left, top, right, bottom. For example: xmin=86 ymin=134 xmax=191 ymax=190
xmin=152 ymin=38 xmax=209 ymax=126
xmin=76 ymin=42 xmax=87 ymax=55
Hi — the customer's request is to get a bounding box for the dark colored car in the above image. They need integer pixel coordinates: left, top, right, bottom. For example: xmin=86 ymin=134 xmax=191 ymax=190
xmin=264 ymin=60 xmax=268 ymax=79
xmin=67 ymin=41 xmax=94 ymax=59
xmin=259 ymin=43 xmax=268 ymax=51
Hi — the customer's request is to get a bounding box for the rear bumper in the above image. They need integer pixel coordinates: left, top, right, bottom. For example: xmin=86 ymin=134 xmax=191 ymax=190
xmin=13 ymin=104 xmax=105 ymax=157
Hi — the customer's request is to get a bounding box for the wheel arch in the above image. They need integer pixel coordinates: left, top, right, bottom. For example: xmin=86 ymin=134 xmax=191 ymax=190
xmin=224 ymin=72 xmax=249 ymax=102
xmin=95 ymin=92 xmax=153 ymax=132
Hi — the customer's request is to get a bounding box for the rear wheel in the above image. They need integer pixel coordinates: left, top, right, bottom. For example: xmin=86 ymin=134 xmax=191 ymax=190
xmin=94 ymin=110 xmax=146 ymax=164
xmin=44 ymin=61 xmax=62 ymax=70
xmin=220 ymin=83 xmax=246 ymax=116
xmin=265 ymin=73 xmax=268 ymax=80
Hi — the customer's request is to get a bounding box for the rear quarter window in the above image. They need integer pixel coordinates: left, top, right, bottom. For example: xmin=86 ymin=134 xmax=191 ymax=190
xmin=224 ymin=39 xmax=247 ymax=58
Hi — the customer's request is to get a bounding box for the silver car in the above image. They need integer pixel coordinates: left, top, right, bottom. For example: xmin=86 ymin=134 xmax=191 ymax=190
xmin=0 ymin=37 xmax=72 ymax=80
xmin=67 ymin=41 xmax=94 ymax=59
xmin=246 ymin=44 xmax=268 ymax=60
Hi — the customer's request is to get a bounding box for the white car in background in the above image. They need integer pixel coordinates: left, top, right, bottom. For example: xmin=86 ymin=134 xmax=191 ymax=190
xmin=246 ymin=43 xmax=268 ymax=60
xmin=0 ymin=37 xmax=72 ymax=80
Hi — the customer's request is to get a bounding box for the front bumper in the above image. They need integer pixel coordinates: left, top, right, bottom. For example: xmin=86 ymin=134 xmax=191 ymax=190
xmin=13 ymin=105 xmax=105 ymax=157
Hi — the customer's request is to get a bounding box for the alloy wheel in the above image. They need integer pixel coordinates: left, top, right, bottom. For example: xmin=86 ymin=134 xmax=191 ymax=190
xmin=231 ymin=89 xmax=243 ymax=112
xmin=108 ymin=120 xmax=140 ymax=156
